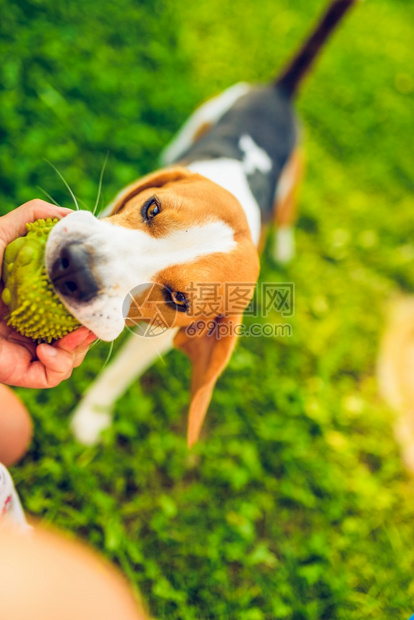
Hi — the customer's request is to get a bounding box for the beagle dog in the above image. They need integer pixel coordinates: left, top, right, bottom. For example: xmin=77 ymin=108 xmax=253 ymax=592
xmin=45 ymin=0 xmax=356 ymax=446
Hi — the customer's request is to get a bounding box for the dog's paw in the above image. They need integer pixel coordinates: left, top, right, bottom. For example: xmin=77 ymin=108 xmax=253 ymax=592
xmin=71 ymin=403 xmax=112 ymax=445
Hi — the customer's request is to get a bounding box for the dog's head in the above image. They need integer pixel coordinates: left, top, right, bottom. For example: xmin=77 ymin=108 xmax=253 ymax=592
xmin=46 ymin=167 xmax=259 ymax=444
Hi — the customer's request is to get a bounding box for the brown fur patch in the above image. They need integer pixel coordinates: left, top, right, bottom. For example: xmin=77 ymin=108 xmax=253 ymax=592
xmin=273 ymin=148 xmax=304 ymax=227
xmin=193 ymin=121 xmax=213 ymax=142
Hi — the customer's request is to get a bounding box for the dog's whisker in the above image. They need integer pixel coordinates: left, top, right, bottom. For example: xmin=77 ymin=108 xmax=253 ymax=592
xmin=102 ymin=340 xmax=115 ymax=369
xmin=44 ymin=159 xmax=80 ymax=211
xmin=36 ymin=186 xmax=62 ymax=207
xmin=88 ymin=338 xmax=102 ymax=351
xmin=93 ymin=151 xmax=110 ymax=217
xmin=77 ymin=197 xmax=91 ymax=211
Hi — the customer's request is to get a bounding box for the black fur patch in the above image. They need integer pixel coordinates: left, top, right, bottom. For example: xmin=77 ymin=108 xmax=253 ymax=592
xmin=178 ymin=85 xmax=298 ymax=219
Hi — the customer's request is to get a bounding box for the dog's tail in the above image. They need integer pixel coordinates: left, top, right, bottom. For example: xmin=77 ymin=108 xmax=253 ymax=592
xmin=275 ymin=0 xmax=358 ymax=97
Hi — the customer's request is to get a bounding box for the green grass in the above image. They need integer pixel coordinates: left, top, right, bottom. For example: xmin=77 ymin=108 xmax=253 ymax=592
xmin=1 ymin=0 xmax=414 ymax=617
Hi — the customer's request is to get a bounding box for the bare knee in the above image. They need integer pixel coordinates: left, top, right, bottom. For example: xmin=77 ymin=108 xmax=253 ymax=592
xmin=0 ymin=384 xmax=32 ymax=466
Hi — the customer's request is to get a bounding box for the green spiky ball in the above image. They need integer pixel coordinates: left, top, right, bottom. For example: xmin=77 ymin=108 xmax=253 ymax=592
xmin=1 ymin=218 xmax=80 ymax=343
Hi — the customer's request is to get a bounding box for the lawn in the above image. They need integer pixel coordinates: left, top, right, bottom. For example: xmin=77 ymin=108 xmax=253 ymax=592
xmin=1 ymin=0 xmax=414 ymax=617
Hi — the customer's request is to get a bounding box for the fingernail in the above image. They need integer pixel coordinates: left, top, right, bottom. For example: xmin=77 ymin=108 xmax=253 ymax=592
xmin=45 ymin=346 xmax=58 ymax=357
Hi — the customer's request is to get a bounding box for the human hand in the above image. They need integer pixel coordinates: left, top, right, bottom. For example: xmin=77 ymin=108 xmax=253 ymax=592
xmin=0 ymin=198 xmax=72 ymax=256
xmin=0 ymin=200 xmax=97 ymax=388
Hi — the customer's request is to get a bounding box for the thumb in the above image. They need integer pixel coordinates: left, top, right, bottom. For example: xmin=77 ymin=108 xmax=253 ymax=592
xmin=36 ymin=343 xmax=75 ymax=387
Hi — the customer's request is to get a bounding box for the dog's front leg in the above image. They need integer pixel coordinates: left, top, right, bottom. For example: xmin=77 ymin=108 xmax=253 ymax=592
xmin=71 ymin=328 xmax=177 ymax=444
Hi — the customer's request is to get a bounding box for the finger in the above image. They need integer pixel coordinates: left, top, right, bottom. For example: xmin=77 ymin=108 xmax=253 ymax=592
xmin=0 ymin=334 xmax=38 ymax=387
xmin=36 ymin=344 xmax=75 ymax=386
xmin=54 ymin=327 xmax=96 ymax=353
xmin=0 ymin=329 xmax=97 ymax=388
xmin=73 ymin=347 xmax=89 ymax=368
xmin=0 ymin=199 xmax=73 ymax=248
xmin=72 ymin=334 xmax=98 ymax=366
xmin=80 ymin=331 xmax=98 ymax=348
xmin=0 ymin=338 xmax=67 ymax=389
xmin=35 ymin=328 xmax=97 ymax=383
xmin=61 ymin=330 xmax=98 ymax=368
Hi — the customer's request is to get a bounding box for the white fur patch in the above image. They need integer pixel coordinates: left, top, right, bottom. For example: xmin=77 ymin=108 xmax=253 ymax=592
xmin=188 ymin=158 xmax=261 ymax=247
xmin=274 ymin=226 xmax=295 ymax=263
xmin=46 ymin=210 xmax=236 ymax=341
xmin=239 ymin=134 xmax=272 ymax=175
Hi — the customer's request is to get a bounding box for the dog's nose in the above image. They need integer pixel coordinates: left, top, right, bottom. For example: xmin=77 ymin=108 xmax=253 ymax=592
xmin=50 ymin=243 xmax=99 ymax=302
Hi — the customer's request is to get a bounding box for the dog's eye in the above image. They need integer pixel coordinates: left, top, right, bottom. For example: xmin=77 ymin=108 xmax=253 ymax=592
xmin=171 ymin=291 xmax=188 ymax=310
xmin=142 ymin=196 xmax=161 ymax=221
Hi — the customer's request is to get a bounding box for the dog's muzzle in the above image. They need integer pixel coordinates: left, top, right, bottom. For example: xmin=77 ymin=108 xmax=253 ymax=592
xmin=45 ymin=210 xmax=141 ymax=341
xmin=50 ymin=242 xmax=100 ymax=302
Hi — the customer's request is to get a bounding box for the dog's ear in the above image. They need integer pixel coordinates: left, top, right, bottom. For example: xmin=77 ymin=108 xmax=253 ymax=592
xmin=109 ymin=167 xmax=194 ymax=214
xmin=174 ymin=314 xmax=242 ymax=447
